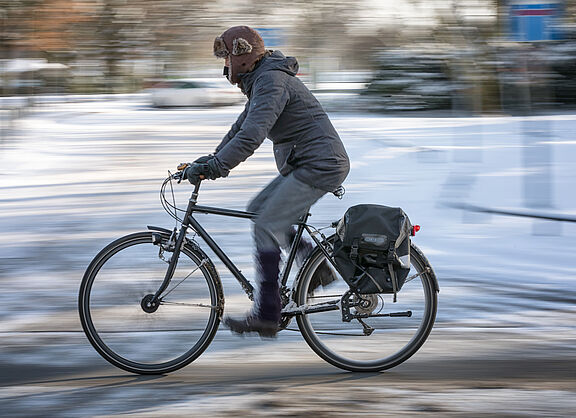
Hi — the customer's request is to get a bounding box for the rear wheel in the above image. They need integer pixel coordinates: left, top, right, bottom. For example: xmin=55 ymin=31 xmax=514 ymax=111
xmin=79 ymin=231 xmax=223 ymax=374
xmin=295 ymin=237 xmax=437 ymax=372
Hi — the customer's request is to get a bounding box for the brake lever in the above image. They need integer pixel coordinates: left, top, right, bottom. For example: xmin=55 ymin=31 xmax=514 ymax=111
xmin=175 ymin=163 xmax=189 ymax=184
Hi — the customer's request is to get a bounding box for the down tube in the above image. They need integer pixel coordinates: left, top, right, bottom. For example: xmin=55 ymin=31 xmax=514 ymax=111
xmin=187 ymin=215 xmax=255 ymax=296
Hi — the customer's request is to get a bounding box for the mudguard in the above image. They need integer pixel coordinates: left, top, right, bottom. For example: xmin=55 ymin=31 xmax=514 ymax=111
xmin=147 ymin=225 xmax=172 ymax=234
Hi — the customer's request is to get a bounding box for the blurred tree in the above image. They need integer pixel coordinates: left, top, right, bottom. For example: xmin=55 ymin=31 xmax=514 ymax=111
xmin=21 ymin=0 xmax=91 ymax=54
xmin=293 ymin=0 xmax=362 ymax=85
xmin=237 ymin=0 xmax=363 ymax=81
xmin=139 ymin=0 xmax=214 ymax=76
xmin=2 ymin=0 xmax=575 ymax=100
xmin=68 ymin=0 xmax=215 ymax=92
xmin=0 ymin=0 xmax=35 ymax=59
xmin=1 ymin=0 xmax=92 ymax=95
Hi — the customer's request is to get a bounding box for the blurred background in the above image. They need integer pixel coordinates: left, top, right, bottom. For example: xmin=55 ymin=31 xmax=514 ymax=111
xmin=1 ymin=0 xmax=576 ymax=113
xmin=1 ymin=1 xmax=576 ymax=416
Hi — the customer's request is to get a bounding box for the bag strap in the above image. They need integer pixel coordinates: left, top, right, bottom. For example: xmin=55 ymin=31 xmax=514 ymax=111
xmin=387 ymin=263 xmax=398 ymax=302
xmin=350 ymin=237 xmax=386 ymax=293
xmin=387 ymin=240 xmax=398 ymax=302
xmin=358 ymin=270 xmax=384 ymax=293
xmin=387 ymin=240 xmax=397 ymax=262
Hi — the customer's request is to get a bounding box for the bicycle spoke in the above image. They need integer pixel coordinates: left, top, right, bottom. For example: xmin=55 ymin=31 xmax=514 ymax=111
xmin=160 ymin=301 xmax=217 ymax=309
xmin=161 ymin=258 xmax=208 ymax=298
xmin=404 ymin=267 xmax=431 ymax=284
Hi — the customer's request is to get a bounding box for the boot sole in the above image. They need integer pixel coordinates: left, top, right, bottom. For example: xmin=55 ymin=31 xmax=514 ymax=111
xmin=224 ymin=318 xmax=278 ymax=338
xmin=229 ymin=328 xmax=278 ymax=339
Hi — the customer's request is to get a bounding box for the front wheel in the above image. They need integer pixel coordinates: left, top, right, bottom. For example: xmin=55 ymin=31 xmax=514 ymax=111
xmin=79 ymin=231 xmax=223 ymax=374
xmin=295 ymin=237 xmax=438 ymax=372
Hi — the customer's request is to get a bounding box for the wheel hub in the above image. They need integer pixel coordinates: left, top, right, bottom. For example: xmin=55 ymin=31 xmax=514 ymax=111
xmin=353 ymin=294 xmax=379 ymax=315
xmin=141 ymin=294 xmax=160 ymax=313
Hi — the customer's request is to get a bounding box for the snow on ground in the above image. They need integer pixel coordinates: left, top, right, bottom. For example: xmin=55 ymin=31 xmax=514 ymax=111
xmin=0 ymin=97 xmax=575 ymax=415
xmin=1 ymin=98 xmax=576 ymax=335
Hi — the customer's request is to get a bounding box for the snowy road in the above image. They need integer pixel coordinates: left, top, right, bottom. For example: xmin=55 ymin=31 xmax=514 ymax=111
xmin=0 ymin=98 xmax=575 ymax=416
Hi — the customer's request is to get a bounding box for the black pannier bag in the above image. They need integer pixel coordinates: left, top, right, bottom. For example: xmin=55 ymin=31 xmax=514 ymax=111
xmin=333 ymin=204 xmax=412 ymax=299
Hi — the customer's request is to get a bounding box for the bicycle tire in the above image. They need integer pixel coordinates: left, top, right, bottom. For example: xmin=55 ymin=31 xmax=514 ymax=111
xmin=79 ymin=231 xmax=223 ymax=375
xmin=295 ymin=236 xmax=437 ymax=372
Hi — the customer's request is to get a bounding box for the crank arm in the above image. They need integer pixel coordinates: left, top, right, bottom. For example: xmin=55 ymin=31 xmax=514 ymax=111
xmin=282 ymin=300 xmax=340 ymax=317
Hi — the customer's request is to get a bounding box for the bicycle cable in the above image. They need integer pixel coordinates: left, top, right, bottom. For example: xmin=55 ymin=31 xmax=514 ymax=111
xmin=167 ymin=171 xmax=179 ymax=230
xmin=160 ymin=176 xmax=185 ymax=224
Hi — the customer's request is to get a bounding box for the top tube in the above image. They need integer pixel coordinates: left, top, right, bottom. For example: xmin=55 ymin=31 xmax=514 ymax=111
xmin=191 ymin=205 xmax=257 ymax=220
xmin=180 ymin=176 xmax=314 ymax=225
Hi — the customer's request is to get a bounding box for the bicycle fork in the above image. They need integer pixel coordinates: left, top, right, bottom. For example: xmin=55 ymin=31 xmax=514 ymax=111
xmin=145 ymin=185 xmax=201 ymax=311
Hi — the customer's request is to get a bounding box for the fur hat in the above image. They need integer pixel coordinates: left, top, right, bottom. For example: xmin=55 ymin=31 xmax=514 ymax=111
xmin=213 ymin=26 xmax=266 ymax=84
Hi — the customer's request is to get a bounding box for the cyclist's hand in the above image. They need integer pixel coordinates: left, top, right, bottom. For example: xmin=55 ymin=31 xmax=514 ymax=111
xmin=182 ymin=162 xmax=221 ymax=185
xmin=177 ymin=155 xmax=222 ymax=185
xmin=180 ymin=163 xmax=203 ymax=185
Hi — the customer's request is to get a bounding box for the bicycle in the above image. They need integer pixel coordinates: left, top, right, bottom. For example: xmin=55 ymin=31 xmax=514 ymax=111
xmin=78 ymin=170 xmax=439 ymax=375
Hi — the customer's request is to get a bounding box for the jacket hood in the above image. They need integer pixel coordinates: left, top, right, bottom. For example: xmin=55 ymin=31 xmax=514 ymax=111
xmin=239 ymin=50 xmax=299 ymax=96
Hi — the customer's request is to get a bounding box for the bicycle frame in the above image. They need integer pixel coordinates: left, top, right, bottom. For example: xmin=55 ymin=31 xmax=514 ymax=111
xmin=80 ymin=176 xmax=439 ymax=375
xmin=151 ymin=181 xmax=332 ymax=304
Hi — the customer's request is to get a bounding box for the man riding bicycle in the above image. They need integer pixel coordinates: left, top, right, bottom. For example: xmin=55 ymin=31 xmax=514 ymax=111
xmin=181 ymin=25 xmax=350 ymax=337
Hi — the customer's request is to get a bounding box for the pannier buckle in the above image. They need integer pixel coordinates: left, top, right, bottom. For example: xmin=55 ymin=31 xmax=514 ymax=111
xmin=350 ymin=239 xmax=359 ymax=261
xmin=387 ymin=241 xmax=396 ymax=263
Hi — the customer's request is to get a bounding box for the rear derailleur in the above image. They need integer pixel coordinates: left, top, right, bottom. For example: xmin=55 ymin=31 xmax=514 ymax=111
xmin=341 ymin=291 xmax=379 ymax=335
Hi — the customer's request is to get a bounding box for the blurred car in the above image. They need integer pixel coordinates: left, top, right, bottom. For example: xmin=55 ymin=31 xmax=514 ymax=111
xmin=148 ymin=78 xmax=245 ymax=107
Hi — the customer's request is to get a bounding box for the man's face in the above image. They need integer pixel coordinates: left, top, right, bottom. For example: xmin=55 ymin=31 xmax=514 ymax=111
xmin=223 ymin=55 xmax=233 ymax=84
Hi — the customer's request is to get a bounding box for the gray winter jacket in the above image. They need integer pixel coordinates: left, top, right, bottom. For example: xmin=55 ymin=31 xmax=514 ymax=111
xmin=212 ymin=50 xmax=349 ymax=192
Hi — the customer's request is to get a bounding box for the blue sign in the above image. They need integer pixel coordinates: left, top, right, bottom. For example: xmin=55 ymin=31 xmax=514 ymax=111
xmin=508 ymin=1 xmax=563 ymax=41
xmin=255 ymin=28 xmax=284 ymax=48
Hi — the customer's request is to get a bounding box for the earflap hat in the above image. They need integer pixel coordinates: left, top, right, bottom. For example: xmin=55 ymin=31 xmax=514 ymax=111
xmin=214 ymin=26 xmax=266 ymax=84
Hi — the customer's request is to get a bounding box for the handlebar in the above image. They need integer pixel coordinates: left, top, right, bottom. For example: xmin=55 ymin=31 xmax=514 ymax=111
xmin=174 ymin=162 xmax=206 ymax=184
xmin=171 ymin=168 xmax=202 ymax=195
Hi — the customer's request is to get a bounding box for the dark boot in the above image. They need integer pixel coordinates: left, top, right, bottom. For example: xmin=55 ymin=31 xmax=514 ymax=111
xmin=288 ymin=228 xmax=337 ymax=294
xmin=224 ymin=250 xmax=281 ymax=338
